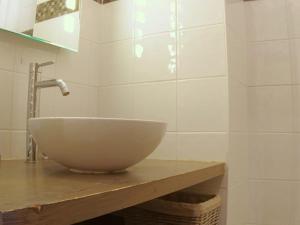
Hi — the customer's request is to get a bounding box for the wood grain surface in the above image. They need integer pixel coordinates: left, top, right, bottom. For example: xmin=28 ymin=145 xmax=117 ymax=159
xmin=0 ymin=160 xmax=225 ymax=225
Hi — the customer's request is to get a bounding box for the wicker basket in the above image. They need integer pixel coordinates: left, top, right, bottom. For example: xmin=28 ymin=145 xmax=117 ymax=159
xmin=119 ymin=192 xmax=221 ymax=225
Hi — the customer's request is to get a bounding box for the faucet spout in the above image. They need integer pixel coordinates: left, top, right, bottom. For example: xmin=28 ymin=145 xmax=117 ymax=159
xmin=36 ymin=79 xmax=70 ymax=96
xmin=26 ymin=62 xmax=70 ymax=163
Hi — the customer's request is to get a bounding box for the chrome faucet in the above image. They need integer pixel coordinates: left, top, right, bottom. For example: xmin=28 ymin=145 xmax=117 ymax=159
xmin=26 ymin=61 xmax=70 ymax=162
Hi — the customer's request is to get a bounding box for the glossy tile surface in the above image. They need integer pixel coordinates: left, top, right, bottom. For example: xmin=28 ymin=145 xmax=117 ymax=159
xmin=245 ymin=0 xmax=300 ymax=224
xmin=96 ymin=2 xmax=230 ymax=224
xmin=177 ymin=78 xmax=228 ymax=132
xmin=0 ymin=0 xmax=102 ymax=160
xmin=178 ymin=25 xmax=227 ymax=79
xmin=178 ymin=0 xmax=224 ymax=29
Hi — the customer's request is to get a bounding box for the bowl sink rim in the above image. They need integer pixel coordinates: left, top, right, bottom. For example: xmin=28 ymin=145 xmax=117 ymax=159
xmin=29 ymin=117 xmax=167 ymax=125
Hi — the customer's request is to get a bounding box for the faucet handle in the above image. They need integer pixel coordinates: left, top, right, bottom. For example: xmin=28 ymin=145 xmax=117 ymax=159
xmin=37 ymin=61 xmax=55 ymax=68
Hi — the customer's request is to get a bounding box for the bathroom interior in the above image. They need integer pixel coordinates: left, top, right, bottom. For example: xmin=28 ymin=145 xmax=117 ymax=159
xmin=0 ymin=0 xmax=299 ymax=225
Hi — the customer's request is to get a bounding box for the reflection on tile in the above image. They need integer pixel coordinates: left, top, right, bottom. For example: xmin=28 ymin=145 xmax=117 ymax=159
xmin=134 ymin=0 xmax=176 ymax=36
xmin=134 ymin=32 xmax=176 ymax=82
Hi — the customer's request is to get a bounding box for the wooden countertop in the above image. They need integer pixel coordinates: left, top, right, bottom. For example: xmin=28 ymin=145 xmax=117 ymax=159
xmin=0 ymin=160 xmax=225 ymax=225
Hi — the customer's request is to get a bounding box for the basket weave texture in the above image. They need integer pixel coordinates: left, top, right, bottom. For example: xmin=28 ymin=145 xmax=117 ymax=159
xmin=120 ymin=192 xmax=221 ymax=225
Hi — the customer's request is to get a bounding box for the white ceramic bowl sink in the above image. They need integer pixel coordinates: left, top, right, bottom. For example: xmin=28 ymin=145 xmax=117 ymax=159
xmin=29 ymin=117 xmax=166 ymax=173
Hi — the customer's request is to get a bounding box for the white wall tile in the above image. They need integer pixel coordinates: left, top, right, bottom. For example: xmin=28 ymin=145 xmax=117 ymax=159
xmin=247 ymin=40 xmax=292 ymax=86
xmin=292 ymin=85 xmax=300 ymax=132
xmin=178 ymin=0 xmax=224 ymax=29
xmin=148 ymin=132 xmax=177 ymax=160
xmin=56 ymin=38 xmax=97 ymax=86
xmin=248 ymin=86 xmax=293 ymax=132
xmin=177 ymin=132 xmax=228 ymax=161
xmin=0 ymin=70 xmax=13 ymax=129
xmin=219 ymin=188 xmax=228 ymax=225
xmin=178 ymin=77 xmax=228 ymax=132
xmin=248 ymin=133 xmax=297 ymax=180
xmin=102 ymin=0 xmax=134 ymax=42
xmin=247 ymin=182 xmax=258 ymax=224
xmin=178 ymin=25 xmax=227 ymax=79
xmin=294 ymin=135 xmax=300 ymax=181
xmin=14 ymin=41 xmax=57 ymax=76
xmin=286 ymin=0 xmax=300 ymax=38
xmin=80 ymin=0 xmax=104 ymax=43
xmin=134 ymin=82 xmax=176 ymax=131
xmin=248 ymin=181 xmax=294 ymax=225
xmin=11 ymin=73 xmax=28 ymax=130
xmin=290 ymin=39 xmax=300 ymax=85
xmin=225 ymin=0 xmax=246 ymax=38
xmin=227 ymin=183 xmax=249 ymax=225
xmin=10 ymin=131 xmax=26 ymax=159
xmin=99 ymin=81 xmax=176 ymax=131
xmin=98 ymin=85 xmax=134 ymax=118
xmin=133 ymin=81 xmax=176 ymax=131
xmin=0 ymin=33 xmax=16 ymax=71
xmin=0 ymin=131 xmax=11 ymax=159
xmin=229 ymin=80 xmax=248 ymax=132
xmin=227 ymin=36 xmax=247 ymax=85
xmin=228 ymin=133 xmax=248 ymax=186
xmin=134 ymin=0 xmax=176 ymax=36
xmin=245 ymin=2 xmax=300 ymax=225
xmin=293 ymin=182 xmax=300 ymax=225
xmin=89 ymin=42 xmax=102 ymax=86
xmin=133 ymin=32 xmax=177 ymax=82
xmin=40 ymin=82 xmax=98 ymax=117
xmin=99 ymin=39 xmax=134 ymax=86
xmin=245 ymin=0 xmax=288 ymax=41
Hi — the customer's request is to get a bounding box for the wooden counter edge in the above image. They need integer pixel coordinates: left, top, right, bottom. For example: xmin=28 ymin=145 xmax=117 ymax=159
xmin=1 ymin=162 xmax=225 ymax=225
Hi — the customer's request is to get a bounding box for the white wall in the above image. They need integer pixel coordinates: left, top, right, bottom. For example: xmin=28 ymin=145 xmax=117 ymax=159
xmin=97 ymin=0 xmax=228 ymax=163
xmin=95 ymin=1 xmax=235 ymax=225
xmin=0 ymin=0 xmax=102 ymax=159
xmin=245 ymin=0 xmax=300 ymax=225
xmin=226 ymin=0 xmax=248 ymax=224
xmin=0 ymin=2 xmax=264 ymax=225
